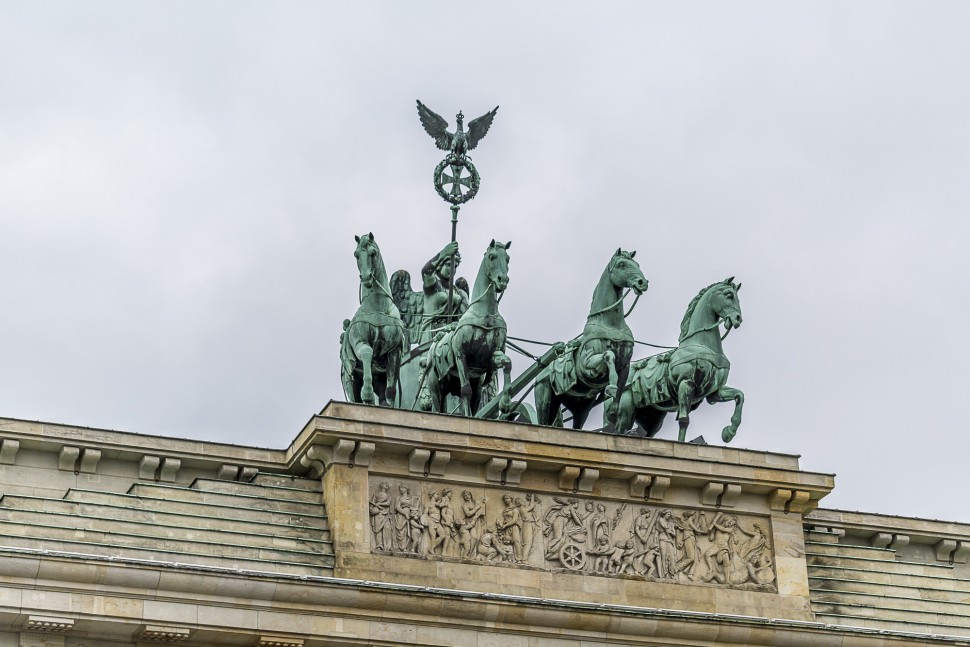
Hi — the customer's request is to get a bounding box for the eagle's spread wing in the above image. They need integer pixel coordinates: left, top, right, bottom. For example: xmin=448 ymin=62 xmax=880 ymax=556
xmin=466 ymin=106 xmax=499 ymax=151
xmin=416 ymin=100 xmax=452 ymax=151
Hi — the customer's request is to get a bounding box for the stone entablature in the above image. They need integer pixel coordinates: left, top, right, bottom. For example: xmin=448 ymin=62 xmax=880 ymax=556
xmin=807 ymin=508 xmax=970 ymax=567
xmin=0 ymin=417 xmax=285 ymax=500
xmin=2 ymin=403 xmax=969 ymax=644
xmin=296 ymin=402 xmax=834 ymax=621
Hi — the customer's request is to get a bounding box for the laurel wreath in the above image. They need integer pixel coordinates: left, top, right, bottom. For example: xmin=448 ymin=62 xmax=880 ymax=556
xmin=434 ymin=157 xmax=480 ymax=205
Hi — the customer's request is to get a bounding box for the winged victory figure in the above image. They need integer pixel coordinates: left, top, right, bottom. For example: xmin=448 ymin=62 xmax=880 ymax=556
xmin=417 ymin=100 xmax=499 ymax=159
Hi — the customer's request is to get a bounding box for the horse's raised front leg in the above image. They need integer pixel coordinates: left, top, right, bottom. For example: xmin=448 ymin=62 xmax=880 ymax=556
xmin=675 ymin=379 xmax=694 ymax=442
xmin=492 ymin=351 xmax=512 ymax=414
xmin=355 ymin=342 xmax=376 ymax=405
xmin=707 ymin=385 xmax=744 ymax=443
xmin=600 ymin=349 xmax=618 ymax=399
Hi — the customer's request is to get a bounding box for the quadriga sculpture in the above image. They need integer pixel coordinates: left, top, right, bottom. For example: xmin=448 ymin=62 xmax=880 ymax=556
xmin=614 ymin=278 xmax=744 ymax=442
xmin=534 ymin=249 xmax=648 ymax=428
xmin=419 ymin=239 xmax=513 ymax=416
xmin=339 ymin=233 xmax=406 ymax=406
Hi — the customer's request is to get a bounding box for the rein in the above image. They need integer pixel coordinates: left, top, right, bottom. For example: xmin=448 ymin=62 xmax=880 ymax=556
xmin=465 ymin=281 xmax=494 ymax=310
xmin=680 ymin=318 xmax=732 ymax=343
xmin=466 ymin=271 xmax=508 ymax=310
xmin=358 ymin=273 xmax=395 ymax=306
xmin=588 ymin=289 xmax=641 ymax=319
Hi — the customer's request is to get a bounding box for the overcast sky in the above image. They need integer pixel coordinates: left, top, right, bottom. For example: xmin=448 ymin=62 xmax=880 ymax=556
xmin=1 ymin=2 xmax=968 ymax=522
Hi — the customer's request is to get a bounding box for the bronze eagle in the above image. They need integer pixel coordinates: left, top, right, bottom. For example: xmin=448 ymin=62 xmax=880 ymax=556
xmin=416 ymin=100 xmax=499 ymax=158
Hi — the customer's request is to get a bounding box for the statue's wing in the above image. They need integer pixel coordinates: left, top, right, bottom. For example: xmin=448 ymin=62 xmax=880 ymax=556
xmin=416 ymin=100 xmax=453 ymax=151
xmin=466 ymin=106 xmax=499 ymax=150
xmin=390 ymin=269 xmax=423 ymax=345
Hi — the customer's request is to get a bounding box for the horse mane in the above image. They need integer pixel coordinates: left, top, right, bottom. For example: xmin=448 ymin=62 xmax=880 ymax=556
xmin=679 ymin=280 xmax=726 ymax=342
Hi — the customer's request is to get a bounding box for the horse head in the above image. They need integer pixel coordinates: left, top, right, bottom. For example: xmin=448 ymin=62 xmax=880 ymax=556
xmin=354 ymin=232 xmax=381 ymax=290
xmin=678 ymin=278 xmax=743 ymax=342
xmin=484 ymin=239 xmax=512 ymax=294
xmin=710 ymin=277 xmax=743 ymax=331
xmin=608 ymin=248 xmax=649 ymax=295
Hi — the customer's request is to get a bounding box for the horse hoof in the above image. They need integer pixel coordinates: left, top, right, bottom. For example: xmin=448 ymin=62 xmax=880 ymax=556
xmin=722 ymin=426 xmax=736 ymax=443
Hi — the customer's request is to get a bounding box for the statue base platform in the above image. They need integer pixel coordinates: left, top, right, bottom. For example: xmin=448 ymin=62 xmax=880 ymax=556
xmin=298 ymin=401 xmax=835 ymax=622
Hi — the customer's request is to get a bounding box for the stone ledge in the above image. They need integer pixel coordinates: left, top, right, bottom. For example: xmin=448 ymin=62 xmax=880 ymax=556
xmin=0 ymin=417 xmax=285 ymax=471
xmin=808 ymin=508 xmax=970 ymax=541
xmin=0 ymin=546 xmax=960 ymax=647
xmin=295 ymin=402 xmax=834 ymax=502
xmin=808 ymin=508 xmax=970 ymax=565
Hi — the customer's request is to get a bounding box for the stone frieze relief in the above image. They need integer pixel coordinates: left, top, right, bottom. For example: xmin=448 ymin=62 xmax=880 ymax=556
xmin=367 ymin=478 xmax=776 ymax=591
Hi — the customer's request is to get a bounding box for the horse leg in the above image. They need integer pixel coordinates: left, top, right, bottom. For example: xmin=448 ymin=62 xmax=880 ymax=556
xmin=492 ymin=351 xmax=512 ymax=414
xmin=384 ymin=345 xmax=402 ymax=408
xmin=455 ymin=353 xmax=473 ymax=416
xmin=425 ymin=369 xmax=442 ymax=413
xmin=707 ymin=385 xmax=745 ymax=443
xmin=571 ymin=399 xmax=595 ymax=429
xmin=355 ymin=343 xmax=376 ymax=405
xmin=578 ymin=346 xmax=618 ymax=398
xmin=614 ymin=388 xmax=635 ymax=434
xmin=340 ymin=360 xmax=356 ymax=403
xmin=675 ymin=380 xmax=694 ymax=442
xmin=534 ymin=380 xmax=557 ymax=426
xmin=636 ymin=407 xmax=667 ymax=438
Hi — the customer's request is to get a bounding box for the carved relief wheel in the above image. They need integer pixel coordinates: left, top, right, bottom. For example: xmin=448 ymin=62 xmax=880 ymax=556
xmin=434 ymin=157 xmax=480 ymax=205
xmin=559 ymin=543 xmax=587 ymax=571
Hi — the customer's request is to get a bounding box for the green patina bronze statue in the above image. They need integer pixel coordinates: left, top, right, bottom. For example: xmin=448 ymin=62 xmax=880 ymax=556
xmin=339 ymin=233 xmax=406 ymax=407
xmin=417 ymin=100 xmax=498 ymax=162
xmin=614 ymin=278 xmax=744 ymax=442
xmin=533 ymin=249 xmax=648 ymax=428
xmin=418 ymin=239 xmax=513 ymax=417
xmin=336 ymin=102 xmax=747 ymax=444
xmin=390 ymin=241 xmax=470 ymax=347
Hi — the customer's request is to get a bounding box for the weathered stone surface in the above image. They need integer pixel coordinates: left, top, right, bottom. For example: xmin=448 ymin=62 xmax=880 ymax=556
xmin=0 ymin=405 xmax=966 ymax=645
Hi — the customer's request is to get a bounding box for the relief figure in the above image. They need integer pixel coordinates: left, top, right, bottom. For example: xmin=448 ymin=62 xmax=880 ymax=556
xmin=496 ymin=493 xmax=524 ymax=563
xmin=368 ymin=481 xmax=394 ymax=551
xmin=518 ymin=493 xmax=541 ymax=561
xmin=458 ymin=490 xmax=486 ymax=559
xmin=674 ymin=510 xmax=707 ymax=578
xmin=394 ymin=484 xmax=418 ymax=552
xmin=702 ymin=513 xmax=760 ymax=585
xmin=653 ymin=509 xmax=679 ymax=579
xmin=438 ymin=488 xmax=459 ymax=558
xmin=476 ymin=526 xmax=514 ymax=563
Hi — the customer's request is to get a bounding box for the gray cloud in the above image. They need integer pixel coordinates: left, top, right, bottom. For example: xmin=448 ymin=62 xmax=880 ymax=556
xmin=1 ymin=1 xmax=968 ymax=520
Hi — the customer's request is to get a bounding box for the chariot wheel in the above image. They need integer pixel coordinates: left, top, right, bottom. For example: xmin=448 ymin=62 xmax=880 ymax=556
xmin=506 ymin=401 xmax=537 ymax=424
xmin=434 ymin=157 xmax=480 ymax=205
xmin=559 ymin=543 xmax=587 ymax=571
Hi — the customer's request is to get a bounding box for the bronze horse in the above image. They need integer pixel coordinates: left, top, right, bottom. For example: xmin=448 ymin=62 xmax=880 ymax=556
xmin=534 ymin=249 xmax=648 ymax=428
xmin=420 ymin=240 xmax=513 ymax=416
xmin=614 ymin=278 xmax=744 ymax=442
xmin=339 ymin=233 xmax=405 ymax=406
